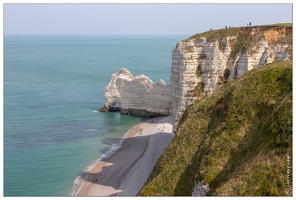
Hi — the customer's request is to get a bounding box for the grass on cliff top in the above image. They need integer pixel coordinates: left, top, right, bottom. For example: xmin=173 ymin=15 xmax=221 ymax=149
xmin=184 ymin=23 xmax=292 ymax=58
xmin=260 ymin=23 xmax=292 ymax=27
xmin=138 ymin=60 xmax=292 ymax=196
xmin=186 ymin=23 xmax=292 ymax=41
xmin=187 ymin=27 xmax=240 ymax=42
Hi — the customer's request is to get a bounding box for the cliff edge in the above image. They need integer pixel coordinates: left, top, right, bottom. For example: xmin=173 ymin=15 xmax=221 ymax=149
xmin=171 ymin=24 xmax=292 ymax=128
xmin=100 ymin=24 xmax=292 ymax=133
xmin=139 ymin=60 xmax=292 ymax=196
xmin=99 ymin=23 xmax=292 ymax=196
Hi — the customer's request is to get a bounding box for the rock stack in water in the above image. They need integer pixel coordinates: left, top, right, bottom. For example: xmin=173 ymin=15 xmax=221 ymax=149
xmin=100 ymin=25 xmax=292 ymax=132
xmin=99 ymin=68 xmax=172 ymax=117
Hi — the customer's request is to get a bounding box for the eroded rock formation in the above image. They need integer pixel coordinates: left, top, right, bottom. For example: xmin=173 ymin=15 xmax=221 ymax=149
xmin=100 ymin=26 xmax=292 ymax=131
xmin=99 ymin=68 xmax=172 ymax=117
xmin=171 ymin=26 xmax=291 ymax=127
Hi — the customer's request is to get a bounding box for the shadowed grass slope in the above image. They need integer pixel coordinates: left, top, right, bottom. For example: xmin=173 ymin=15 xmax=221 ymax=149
xmin=138 ymin=60 xmax=292 ymax=196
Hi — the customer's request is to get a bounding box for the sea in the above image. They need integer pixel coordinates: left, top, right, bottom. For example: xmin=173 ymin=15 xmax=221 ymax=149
xmin=3 ymin=34 xmax=187 ymax=196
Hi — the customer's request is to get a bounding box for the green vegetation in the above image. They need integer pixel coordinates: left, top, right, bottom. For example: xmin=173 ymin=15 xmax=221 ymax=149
xmin=138 ymin=60 xmax=292 ymax=196
xmin=183 ymin=23 xmax=292 ymax=58
xmin=187 ymin=27 xmax=240 ymax=42
xmin=229 ymin=31 xmax=247 ymax=58
xmin=260 ymin=23 xmax=292 ymax=27
xmin=218 ymin=69 xmax=231 ymax=86
xmin=187 ymin=27 xmax=240 ymax=51
xmin=187 ymin=23 xmax=292 ymax=41
xmin=195 ymin=66 xmax=201 ymax=77
xmin=277 ymin=34 xmax=292 ymax=45
xmin=194 ymin=82 xmax=204 ymax=97
xmin=223 ymin=69 xmax=230 ymax=80
xmin=185 ymin=45 xmax=193 ymax=52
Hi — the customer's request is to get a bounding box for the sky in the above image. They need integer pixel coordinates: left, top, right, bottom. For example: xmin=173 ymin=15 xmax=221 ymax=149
xmin=3 ymin=3 xmax=293 ymax=35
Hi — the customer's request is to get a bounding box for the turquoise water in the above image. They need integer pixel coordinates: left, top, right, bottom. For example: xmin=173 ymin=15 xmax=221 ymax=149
xmin=3 ymin=35 xmax=186 ymax=196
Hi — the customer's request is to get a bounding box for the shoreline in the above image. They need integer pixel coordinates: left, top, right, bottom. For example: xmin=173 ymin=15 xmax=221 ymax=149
xmin=73 ymin=115 xmax=174 ymax=196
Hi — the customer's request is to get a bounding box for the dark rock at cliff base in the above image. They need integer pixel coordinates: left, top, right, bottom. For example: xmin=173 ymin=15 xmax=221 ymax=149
xmin=98 ymin=106 xmax=108 ymax=112
xmin=120 ymin=108 xmax=167 ymax=117
xmin=98 ymin=106 xmax=120 ymax=112
xmin=109 ymin=107 xmax=120 ymax=112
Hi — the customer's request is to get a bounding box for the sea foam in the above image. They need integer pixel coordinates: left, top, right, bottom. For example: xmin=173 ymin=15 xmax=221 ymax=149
xmin=71 ymin=126 xmax=134 ymax=196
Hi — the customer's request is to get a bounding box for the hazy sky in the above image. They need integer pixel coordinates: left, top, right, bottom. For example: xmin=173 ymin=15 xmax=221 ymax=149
xmin=4 ymin=3 xmax=293 ymax=35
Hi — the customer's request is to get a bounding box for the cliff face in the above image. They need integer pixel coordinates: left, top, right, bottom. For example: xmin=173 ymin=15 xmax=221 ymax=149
xmin=100 ymin=68 xmax=172 ymax=117
xmin=139 ymin=60 xmax=292 ymax=196
xmin=100 ymin=25 xmax=292 ymax=128
xmin=171 ymin=26 xmax=291 ymax=127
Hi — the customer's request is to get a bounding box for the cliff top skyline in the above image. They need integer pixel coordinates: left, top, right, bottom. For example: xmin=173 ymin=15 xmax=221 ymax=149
xmin=3 ymin=2 xmax=292 ymax=36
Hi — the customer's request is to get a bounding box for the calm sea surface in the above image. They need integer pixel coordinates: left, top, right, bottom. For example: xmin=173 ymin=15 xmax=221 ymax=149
xmin=3 ymin=34 xmax=186 ymax=196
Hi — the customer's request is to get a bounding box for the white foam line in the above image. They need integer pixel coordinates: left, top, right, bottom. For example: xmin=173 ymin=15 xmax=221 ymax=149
xmin=100 ymin=126 xmax=134 ymax=159
xmin=71 ymin=176 xmax=84 ymax=196
xmin=71 ymin=125 xmax=135 ymax=196
xmin=85 ymin=159 xmax=99 ymax=172
xmin=73 ymin=182 xmax=83 ymax=196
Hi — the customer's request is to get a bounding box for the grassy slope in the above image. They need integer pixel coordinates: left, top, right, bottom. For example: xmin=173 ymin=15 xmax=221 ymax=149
xmin=139 ymin=60 xmax=292 ymax=196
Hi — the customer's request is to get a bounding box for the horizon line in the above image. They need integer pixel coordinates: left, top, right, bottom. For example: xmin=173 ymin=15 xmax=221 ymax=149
xmin=4 ymin=33 xmax=191 ymax=36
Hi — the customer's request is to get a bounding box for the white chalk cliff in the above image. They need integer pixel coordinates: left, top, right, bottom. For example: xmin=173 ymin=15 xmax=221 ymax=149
xmin=100 ymin=26 xmax=292 ymax=131
xmin=171 ymin=26 xmax=291 ymax=126
xmin=100 ymin=68 xmax=172 ymax=117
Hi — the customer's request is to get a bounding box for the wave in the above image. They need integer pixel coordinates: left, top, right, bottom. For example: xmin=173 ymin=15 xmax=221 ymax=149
xmin=70 ymin=126 xmax=134 ymax=196
xmin=71 ymin=176 xmax=84 ymax=196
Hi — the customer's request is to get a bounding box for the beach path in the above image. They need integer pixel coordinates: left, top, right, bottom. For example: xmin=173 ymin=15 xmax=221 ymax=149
xmin=74 ymin=115 xmax=174 ymax=196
